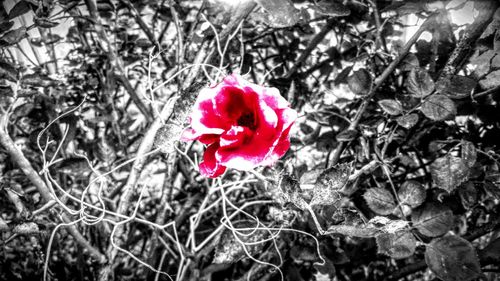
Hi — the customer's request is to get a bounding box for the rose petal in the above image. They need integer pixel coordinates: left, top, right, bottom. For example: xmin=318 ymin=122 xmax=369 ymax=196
xmin=199 ymin=143 xmax=226 ymax=178
xmin=190 ymin=88 xmax=228 ymax=135
xmin=220 ymin=126 xmax=253 ymax=148
xmin=214 ymin=86 xmax=257 ymax=123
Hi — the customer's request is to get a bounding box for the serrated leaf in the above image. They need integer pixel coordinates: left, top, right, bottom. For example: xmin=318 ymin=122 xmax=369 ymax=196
xmin=336 ymin=129 xmax=358 ymax=142
xmin=347 ymin=69 xmax=372 ymax=95
xmin=310 ymin=0 xmax=350 ymax=17
xmin=421 ymin=94 xmax=456 ymax=121
xmin=310 ymin=162 xmax=352 ymax=206
xmin=436 ymin=75 xmax=477 ymax=99
xmin=412 ymin=202 xmax=454 ymax=237
xmin=255 ymin=0 xmax=300 ymax=27
xmin=376 ymin=231 xmax=416 ymax=259
xmin=363 ymin=188 xmax=396 ymax=215
xmin=431 ymin=155 xmax=469 ymax=193
xmin=396 ymin=113 xmax=419 ymax=129
xmin=8 ymin=1 xmax=31 ymax=19
xmin=378 ymin=99 xmax=403 ymax=115
xmin=461 ymin=140 xmax=477 ymax=168
xmin=406 ymin=68 xmax=434 ymax=97
xmin=213 ymin=223 xmax=267 ymax=264
xmin=425 ymin=234 xmax=482 ymax=281
xmin=397 ymin=180 xmax=426 ymax=208
xmin=13 ymin=222 xmax=39 ymax=234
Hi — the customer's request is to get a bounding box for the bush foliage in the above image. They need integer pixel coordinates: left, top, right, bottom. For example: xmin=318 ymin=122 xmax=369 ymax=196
xmin=1 ymin=0 xmax=500 ymax=281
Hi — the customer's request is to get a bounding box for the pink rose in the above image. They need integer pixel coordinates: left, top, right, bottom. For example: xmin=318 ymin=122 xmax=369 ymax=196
xmin=182 ymin=74 xmax=297 ymax=178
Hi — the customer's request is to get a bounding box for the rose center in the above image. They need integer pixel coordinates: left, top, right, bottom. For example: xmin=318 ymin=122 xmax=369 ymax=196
xmin=237 ymin=112 xmax=257 ymax=130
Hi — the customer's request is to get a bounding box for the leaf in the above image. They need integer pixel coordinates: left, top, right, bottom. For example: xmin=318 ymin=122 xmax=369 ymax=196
xmin=13 ymin=222 xmax=39 ymax=234
xmin=268 ymin=206 xmax=296 ymax=227
xmin=310 ymin=0 xmax=350 ymax=17
xmin=34 ymin=17 xmax=59 ymax=28
xmin=461 ymin=140 xmax=477 ymax=168
xmin=347 ymin=68 xmax=372 ymax=95
xmin=397 ymin=180 xmax=426 ymax=208
xmin=336 ymin=129 xmax=358 ymax=142
xmin=412 ymin=202 xmax=454 ymax=237
xmin=425 ymin=234 xmax=482 ymax=281
xmin=436 ymin=75 xmax=477 ymax=99
xmin=458 ymin=181 xmax=477 ymax=210
xmin=479 ymin=69 xmax=500 ymax=90
xmin=326 ymin=208 xmax=382 ymax=237
xmin=396 ymin=113 xmax=419 ymax=129
xmin=381 ymin=1 xmax=427 ymax=16
xmin=0 ymin=59 xmax=18 ymax=82
xmin=376 ymin=231 xmax=416 ymax=259
xmin=8 ymin=1 xmax=31 ymax=19
xmin=255 ymin=0 xmax=300 ymax=27
xmin=0 ymin=26 xmax=27 ymax=46
xmin=310 ymin=162 xmax=352 ymax=206
xmin=213 ymin=223 xmax=267 ymax=264
xmin=0 ymin=217 xmax=9 ymax=232
xmin=378 ymin=99 xmax=403 ymax=115
xmin=0 ymin=21 xmax=14 ymax=33
xmin=363 ymin=188 xmax=396 ymax=215
xmin=406 ymin=68 xmax=435 ymax=98
xmin=400 ymin=53 xmax=419 ymax=71
xmin=274 ymin=174 xmax=308 ymax=210
xmin=325 ymin=224 xmax=382 ymax=238
xmin=431 ymin=155 xmax=469 ymax=193
xmin=420 ymin=94 xmax=456 ymax=121
xmin=368 ymin=216 xmax=409 ymax=233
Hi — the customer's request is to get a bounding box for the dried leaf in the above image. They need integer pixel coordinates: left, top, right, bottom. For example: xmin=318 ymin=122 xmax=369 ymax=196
xmin=347 ymin=69 xmax=372 ymax=95
xmin=406 ymin=68 xmax=435 ymax=98
xmin=378 ymin=99 xmax=403 ymax=115
xmin=425 ymin=234 xmax=482 ymax=281
xmin=13 ymin=222 xmax=39 ymax=235
xmin=431 ymin=155 xmax=469 ymax=193
xmin=275 ymin=174 xmax=308 ymax=210
xmin=412 ymin=202 xmax=454 ymax=237
xmin=376 ymin=231 xmax=416 ymax=259
xmin=310 ymin=162 xmax=352 ymax=206
xmin=213 ymin=224 xmax=267 ymax=264
xmin=397 ymin=180 xmax=426 ymax=208
xmin=461 ymin=140 xmax=477 ymax=168
xmin=420 ymin=94 xmax=456 ymax=121
xmin=255 ymin=0 xmax=300 ymax=27
xmin=363 ymin=188 xmax=396 ymax=215
xmin=396 ymin=114 xmax=419 ymax=129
